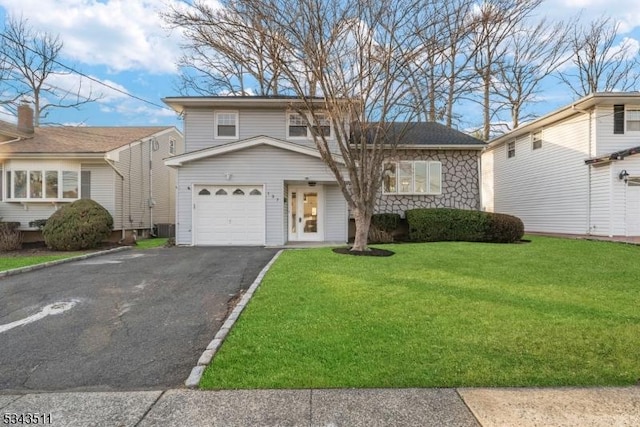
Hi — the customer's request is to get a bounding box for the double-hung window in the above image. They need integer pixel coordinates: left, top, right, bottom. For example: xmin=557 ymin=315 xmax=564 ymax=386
xmin=507 ymin=141 xmax=516 ymax=158
xmin=287 ymin=112 xmax=332 ymax=139
xmin=215 ymin=111 xmax=238 ymax=138
xmin=532 ymin=131 xmax=542 ymax=150
xmin=383 ymin=161 xmax=442 ymax=195
xmin=626 ymin=108 xmax=640 ymax=132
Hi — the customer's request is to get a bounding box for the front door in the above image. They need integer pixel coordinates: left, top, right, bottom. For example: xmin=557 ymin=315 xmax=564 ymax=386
xmin=288 ymin=186 xmax=323 ymax=241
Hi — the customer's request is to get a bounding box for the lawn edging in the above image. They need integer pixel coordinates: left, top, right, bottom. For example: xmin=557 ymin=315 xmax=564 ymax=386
xmin=0 ymin=246 xmax=132 ymax=278
xmin=185 ymin=249 xmax=285 ymax=388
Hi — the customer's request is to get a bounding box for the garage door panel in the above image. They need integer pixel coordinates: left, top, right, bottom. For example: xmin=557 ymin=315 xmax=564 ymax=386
xmin=194 ymin=185 xmax=265 ymax=245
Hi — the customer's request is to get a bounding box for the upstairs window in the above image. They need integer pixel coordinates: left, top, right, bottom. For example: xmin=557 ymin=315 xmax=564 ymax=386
xmin=287 ymin=112 xmax=333 ymax=139
xmin=614 ymin=105 xmax=625 ymax=134
xmin=507 ymin=141 xmax=516 ymax=158
xmin=626 ymin=108 xmax=640 ymax=132
xmin=383 ymin=161 xmax=442 ymax=195
xmin=215 ymin=111 xmax=238 ymax=138
xmin=532 ymin=131 xmax=542 ymax=150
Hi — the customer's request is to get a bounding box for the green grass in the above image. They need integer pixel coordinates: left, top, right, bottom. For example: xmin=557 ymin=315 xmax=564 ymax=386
xmin=201 ymin=236 xmax=640 ymax=389
xmin=0 ymin=253 xmax=83 ymax=272
xmin=135 ymin=238 xmax=168 ymax=249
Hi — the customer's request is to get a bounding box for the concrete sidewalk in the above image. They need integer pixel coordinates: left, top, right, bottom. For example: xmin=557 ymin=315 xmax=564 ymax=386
xmin=1 ymin=386 xmax=638 ymax=426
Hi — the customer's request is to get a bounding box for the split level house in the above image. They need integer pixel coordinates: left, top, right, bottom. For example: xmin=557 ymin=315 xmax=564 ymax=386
xmin=162 ymin=96 xmax=485 ymax=246
xmin=482 ymin=92 xmax=640 ymax=238
xmin=0 ymin=103 xmax=184 ymax=241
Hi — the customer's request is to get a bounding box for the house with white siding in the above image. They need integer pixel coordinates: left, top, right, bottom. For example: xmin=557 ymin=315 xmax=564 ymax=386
xmin=0 ymin=103 xmax=184 ymax=241
xmin=482 ymin=92 xmax=640 ymax=238
xmin=163 ymin=96 xmax=485 ymax=246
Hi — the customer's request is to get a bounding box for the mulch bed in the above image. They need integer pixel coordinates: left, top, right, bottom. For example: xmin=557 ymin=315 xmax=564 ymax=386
xmin=332 ymin=247 xmax=395 ymax=257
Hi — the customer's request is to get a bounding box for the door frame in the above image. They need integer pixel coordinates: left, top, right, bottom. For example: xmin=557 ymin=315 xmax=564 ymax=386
xmin=288 ymin=185 xmax=324 ymax=242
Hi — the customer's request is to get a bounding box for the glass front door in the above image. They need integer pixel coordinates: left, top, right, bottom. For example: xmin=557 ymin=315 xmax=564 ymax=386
xmin=289 ymin=186 xmax=322 ymax=241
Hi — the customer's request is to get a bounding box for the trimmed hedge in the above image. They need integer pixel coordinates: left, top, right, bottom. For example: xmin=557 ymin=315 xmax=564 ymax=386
xmin=42 ymin=199 xmax=114 ymax=251
xmin=406 ymin=208 xmax=524 ymax=243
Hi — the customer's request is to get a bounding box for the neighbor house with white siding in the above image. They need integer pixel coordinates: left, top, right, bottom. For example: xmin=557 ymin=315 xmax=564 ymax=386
xmin=0 ymin=103 xmax=184 ymax=241
xmin=163 ymin=96 xmax=485 ymax=246
xmin=482 ymin=92 xmax=640 ymax=238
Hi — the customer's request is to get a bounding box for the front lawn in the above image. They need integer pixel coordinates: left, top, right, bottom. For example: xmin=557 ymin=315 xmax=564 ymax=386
xmin=136 ymin=237 xmax=169 ymax=249
xmin=201 ymin=236 xmax=640 ymax=389
xmin=0 ymin=253 xmax=84 ymax=272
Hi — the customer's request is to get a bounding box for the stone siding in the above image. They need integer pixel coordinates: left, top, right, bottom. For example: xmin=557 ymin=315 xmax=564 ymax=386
xmin=375 ymin=150 xmax=481 ymax=217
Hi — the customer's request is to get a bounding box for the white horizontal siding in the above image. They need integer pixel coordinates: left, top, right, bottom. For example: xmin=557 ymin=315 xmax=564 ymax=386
xmin=176 ymin=144 xmax=343 ymax=246
xmin=81 ymin=162 xmax=115 ymax=218
xmin=485 ymin=113 xmax=590 ymax=234
xmin=595 ymin=105 xmax=640 ymax=155
xmin=588 ymin=164 xmax=612 ymax=236
xmin=324 ymin=184 xmax=348 ymax=242
xmin=612 ymin=156 xmax=640 ymax=236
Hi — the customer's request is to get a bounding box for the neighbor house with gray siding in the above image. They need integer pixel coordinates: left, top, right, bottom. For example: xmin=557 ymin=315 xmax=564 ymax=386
xmin=0 ymin=103 xmax=184 ymax=241
xmin=163 ymin=96 xmax=485 ymax=246
xmin=482 ymin=92 xmax=640 ymax=238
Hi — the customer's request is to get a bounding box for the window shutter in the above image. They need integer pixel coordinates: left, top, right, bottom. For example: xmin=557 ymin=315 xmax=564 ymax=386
xmin=81 ymin=171 xmax=91 ymax=199
xmin=614 ymin=105 xmax=625 ymax=134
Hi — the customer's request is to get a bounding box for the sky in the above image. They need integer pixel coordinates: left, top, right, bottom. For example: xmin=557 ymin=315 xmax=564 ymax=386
xmin=0 ymin=0 xmax=639 ymax=132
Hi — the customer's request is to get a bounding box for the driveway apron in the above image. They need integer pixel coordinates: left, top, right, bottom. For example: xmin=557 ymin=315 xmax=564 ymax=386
xmin=0 ymin=246 xmax=278 ymax=392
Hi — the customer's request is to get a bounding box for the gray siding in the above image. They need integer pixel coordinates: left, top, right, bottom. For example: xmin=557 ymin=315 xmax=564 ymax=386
xmin=175 ymin=144 xmax=346 ymax=245
xmin=183 ymin=108 xmax=215 ymax=153
xmin=239 ymin=110 xmax=286 ymax=140
xmin=81 ymin=162 xmax=115 ymax=217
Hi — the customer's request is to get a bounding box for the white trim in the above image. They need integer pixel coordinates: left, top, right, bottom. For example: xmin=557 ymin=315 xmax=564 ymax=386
xmin=285 ymin=111 xmax=334 ymax=141
xmin=214 ymin=110 xmax=239 ymax=140
xmin=4 ymin=166 xmax=81 ymax=202
xmin=288 ymin=185 xmax=325 ymax=242
xmin=165 ymin=135 xmax=346 ymax=167
xmin=625 ymin=106 xmax=640 ymax=133
xmin=382 ymin=160 xmax=443 ymax=196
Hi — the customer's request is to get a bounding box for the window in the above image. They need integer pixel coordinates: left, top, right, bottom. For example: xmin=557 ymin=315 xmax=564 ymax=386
xmin=198 ymin=188 xmax=211 ymax=196
xmin=215 ymin=111 xmax=238 ymax=138
xmin=233 ymin=188 xmax=245 ymax=195
xmin=626 ymin=108 xmax=640 ymax=132
xmin=5 ymin=169 xmax=80 ymax=201
xmin=249 ymin=189 xmax=262 ymax=195
xmin=287 ymin=112 xmax=332 ymax=138
xmin=507 ymin=141 xmax=516 ymax=158
xmin=62 ymin=171 xmax=78 ymax=199
xmin=288 ymin=113 xmax=308 ymax=137
xmin=614 ymin=105 xmax=625 ymax=134
xmin=383 ymin=161 xmax=442 ymax=195
xmin=169 ymin=139 xmax=176 ymax=155
xmin=532 ymin=131 xmax=542 ymax=150
xmin=215 ymin=189 xmax=227 ymax=195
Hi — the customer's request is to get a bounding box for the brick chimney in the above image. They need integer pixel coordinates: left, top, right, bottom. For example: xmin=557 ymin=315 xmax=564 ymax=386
xmin=17 ymin=101 xmax=34 ymax=134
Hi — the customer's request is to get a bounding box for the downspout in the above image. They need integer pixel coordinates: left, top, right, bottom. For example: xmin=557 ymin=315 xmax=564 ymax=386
xmin=104 ymin=158 xmax=126 ymax=241
xmin=149 ymin=139 xmax=154 ymax=237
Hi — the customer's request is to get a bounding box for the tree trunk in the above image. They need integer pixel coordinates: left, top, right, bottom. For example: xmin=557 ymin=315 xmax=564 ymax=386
xmin=351 ymin=207 xmax=372 ymax=252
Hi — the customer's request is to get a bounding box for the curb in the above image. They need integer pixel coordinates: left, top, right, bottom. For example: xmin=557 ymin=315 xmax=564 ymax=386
xmin=185 ymin=249 xmax=285 ymax=388
xmin=0 ymin=246 xmax=133 ymax=279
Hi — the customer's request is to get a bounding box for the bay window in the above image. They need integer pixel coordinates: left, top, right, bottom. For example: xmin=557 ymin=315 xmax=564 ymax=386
xmin=383 ymin=161 xmax=442 ymax=195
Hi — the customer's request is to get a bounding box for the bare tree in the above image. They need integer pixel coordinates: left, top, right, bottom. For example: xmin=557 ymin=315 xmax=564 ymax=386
xmin=492 ymin=18 xmax=572 ymax=129
xmin=166 ymin=0 xmax=430 ymax=250
xmin=0 ymin=15 xmax=99 ymax=126
xmin=470 ymin=0 xmax=543 ymax=140
xmin=560 ymin=16 xmax=640 ymax=97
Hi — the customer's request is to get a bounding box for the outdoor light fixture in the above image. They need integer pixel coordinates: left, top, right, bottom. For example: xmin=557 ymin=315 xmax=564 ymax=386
xmin=619 ymin=170 xmax=630 ymax=180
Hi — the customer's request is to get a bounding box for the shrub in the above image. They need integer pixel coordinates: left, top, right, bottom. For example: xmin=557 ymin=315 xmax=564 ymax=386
xmin=406 ymin=208 xmax=523 ymax=243
xmin=42 ymin=199 xmax=113 ymax=251
xmin=0 ymin=221 xmax=22 ymax=251
xmin=368 ymin=213 xmax=401 ymax=243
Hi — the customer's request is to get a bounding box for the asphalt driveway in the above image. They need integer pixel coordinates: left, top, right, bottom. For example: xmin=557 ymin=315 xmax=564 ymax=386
xmin=0 ymin=246 xmax=279 ymax=393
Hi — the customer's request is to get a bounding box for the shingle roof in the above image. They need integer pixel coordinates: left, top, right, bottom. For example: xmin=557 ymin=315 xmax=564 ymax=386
xmin=351 ymin=121 xmax=485 ymax=147
xmin=0 ymin=126 xmax=173 ymax=154
xmin=387 ymin=122 xmax=485 ymax=146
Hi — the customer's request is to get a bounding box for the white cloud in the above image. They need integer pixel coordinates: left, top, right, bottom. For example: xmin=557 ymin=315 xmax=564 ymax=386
xmin=0 ymin=0 xmax=189 ymax=74
xmin=554 ymin=1 xmax=640 ymax=34
xmin=45 ymin=72 xmax=130 ymax=103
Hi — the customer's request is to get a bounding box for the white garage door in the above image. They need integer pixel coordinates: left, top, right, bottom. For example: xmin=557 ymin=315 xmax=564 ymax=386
xmin=194 ymin=185 xmax=265 ymax=245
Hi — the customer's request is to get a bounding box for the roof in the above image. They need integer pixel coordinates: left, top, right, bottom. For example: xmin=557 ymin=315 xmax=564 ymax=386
xmin=162 ymin=96 xmax=354 ymax=114
xmin=352 ymin=121 xmax=486 ymax=149
xmin=488 ymin=92 xmax=640 ymax=149
xmin=0 ymin=126 xmax=175 ymax=155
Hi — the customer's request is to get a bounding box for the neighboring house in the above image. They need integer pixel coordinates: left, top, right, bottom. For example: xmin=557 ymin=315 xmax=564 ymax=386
xmin=163 ymin=96 xmax=485 ymax=246
xmin=0 ymin=103 xmax=184 ymax=241
xmin=482 ymin=92 xmax=640 ymax=238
